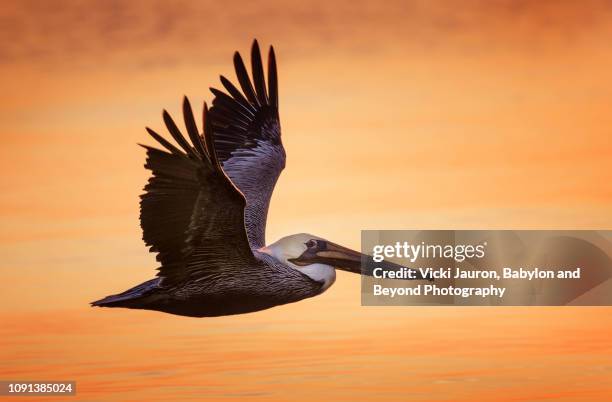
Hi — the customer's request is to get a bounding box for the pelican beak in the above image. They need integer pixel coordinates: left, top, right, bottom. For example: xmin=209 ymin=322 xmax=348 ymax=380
xmin=314 ymin=241 xmax=363 ymax=273
xmin=290 ymin=240 xmax=430 ymax=280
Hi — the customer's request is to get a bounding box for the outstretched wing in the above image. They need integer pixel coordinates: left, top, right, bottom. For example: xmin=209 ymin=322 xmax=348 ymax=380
xmin=140 ymin=97 xmax=256 ymax=285
xmin=208 ymin=40 xmax=284 ymax=249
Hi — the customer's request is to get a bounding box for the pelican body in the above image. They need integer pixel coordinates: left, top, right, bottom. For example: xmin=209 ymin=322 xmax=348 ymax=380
xmin=92 ymin=41 xmax=427 ymax=317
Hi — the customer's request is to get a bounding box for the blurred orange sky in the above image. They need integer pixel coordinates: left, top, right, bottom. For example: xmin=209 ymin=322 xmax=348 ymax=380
xmin=1 ymin=1 xmax=611 ymax=400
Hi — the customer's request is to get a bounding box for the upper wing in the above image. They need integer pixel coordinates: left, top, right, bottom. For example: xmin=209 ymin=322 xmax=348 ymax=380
xmin=140 ymin=98 xmax=256 ymax=285
xmin=208 ymin=40 xmax=284 ymax=249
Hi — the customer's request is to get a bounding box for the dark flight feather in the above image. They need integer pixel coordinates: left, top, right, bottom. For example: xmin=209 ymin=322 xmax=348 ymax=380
xmin=182 ymin=96 xmax=208 ymax=161
xmin=219 ymin=76 xmax=255 ymax=113
xmin=145 ymin=127 xmax=183 ymax=155
xmin=203 ymin=103 xmax=221 ymax=171
xmin=251 ymin=40 xmax=268 ymax=104
xmin=233 ymin=51 xmax=260 ymax=106
xmin=162 ymin=110 xmax=197 ymax=158
xmin=268 ymin=46 xmax=278 ymax=109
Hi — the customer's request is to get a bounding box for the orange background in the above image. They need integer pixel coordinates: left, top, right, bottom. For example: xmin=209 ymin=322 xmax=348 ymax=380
xmin=1 ymin=1 xmax=611 ymax=401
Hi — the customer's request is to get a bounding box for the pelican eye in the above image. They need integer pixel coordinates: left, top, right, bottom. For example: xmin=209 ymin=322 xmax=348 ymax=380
xmin=305 ymin=240 xmax=317 ymax=248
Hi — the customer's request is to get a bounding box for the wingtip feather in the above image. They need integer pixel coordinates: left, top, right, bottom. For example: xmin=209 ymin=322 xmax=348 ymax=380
xmin=182 ymin=96 xmax=207 ymax=159
xmin=162 ymin=108 xmax=196 ymax=157
xmin=233 ymin=49 xmax=259 ymax=105
xmin=250 ymin=39 xmax=268 ymax=105
xmin=268 ymin=45 xmax=278 ymax=109
xmin=203 ymin=102 xmax=221 ymax=171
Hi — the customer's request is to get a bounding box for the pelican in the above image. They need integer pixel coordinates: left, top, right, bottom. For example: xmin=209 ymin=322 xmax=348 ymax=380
xmin=92 ymin=40 xmax=427 ymax=317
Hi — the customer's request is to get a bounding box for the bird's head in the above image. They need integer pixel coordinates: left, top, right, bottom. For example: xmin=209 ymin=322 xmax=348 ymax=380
xmin=260 ymin=233 xmax=366 ymax=292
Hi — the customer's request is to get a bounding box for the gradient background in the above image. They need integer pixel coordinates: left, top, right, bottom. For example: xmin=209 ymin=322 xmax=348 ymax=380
xmin=1 ymin=1 xmax=612 ymax=401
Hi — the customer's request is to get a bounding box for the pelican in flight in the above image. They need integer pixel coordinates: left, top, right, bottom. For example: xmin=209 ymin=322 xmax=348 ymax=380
xmin=92 ymin=41 xmax=426 ymax=317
